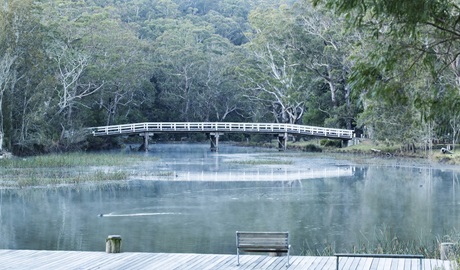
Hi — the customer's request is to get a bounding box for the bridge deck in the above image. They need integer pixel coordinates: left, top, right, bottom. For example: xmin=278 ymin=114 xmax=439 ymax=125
xmin=0 ymin=250 xmax=452 ymax=270
xmin=90 ymin=122 xmax=354 ymax=140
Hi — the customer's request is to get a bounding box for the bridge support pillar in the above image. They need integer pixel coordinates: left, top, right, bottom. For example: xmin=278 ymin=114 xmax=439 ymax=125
xmin=278 ymin=133 xmax=287 ymax=151
xmin=139 ymin=132 xmax=153 ymax=152
xmin=209 ymin=132 xmax=223 ymax=152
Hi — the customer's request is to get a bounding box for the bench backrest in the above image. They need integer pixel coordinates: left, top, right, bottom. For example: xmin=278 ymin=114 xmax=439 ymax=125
xmin=236 ymin=231 xmax=289 ymax=249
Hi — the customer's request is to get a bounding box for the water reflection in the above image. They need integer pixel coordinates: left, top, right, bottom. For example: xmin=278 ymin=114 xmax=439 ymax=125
xmin=0 ymin=144 xmax=460 ymax=256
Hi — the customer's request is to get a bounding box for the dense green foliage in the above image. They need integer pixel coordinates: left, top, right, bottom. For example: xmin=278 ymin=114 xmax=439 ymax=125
xmin=0 ymin=0 xmax=458 ymax=155
xmin=313 ymin=0 xmax=460 ymax=148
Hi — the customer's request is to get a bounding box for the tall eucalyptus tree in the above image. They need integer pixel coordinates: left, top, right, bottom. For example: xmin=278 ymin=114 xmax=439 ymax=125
xmin=312 ymin=0 xmax=460 ymax=145
xmin=0 ymin=0 xmax=59 ymax=154
xmin=240 ymin=6 xmax=309 ymax=124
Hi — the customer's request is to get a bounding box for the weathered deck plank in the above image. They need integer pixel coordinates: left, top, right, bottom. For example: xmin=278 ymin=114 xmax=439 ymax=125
xmin=360 ymin=258 xmax=374 ymax=270
xmin=0 ymin=250 xmax=453 ymax=270
xmin=369 ymin=258 xmax=379 ymax=270
xmin=293 ymin=256 xmax=318 ymax=269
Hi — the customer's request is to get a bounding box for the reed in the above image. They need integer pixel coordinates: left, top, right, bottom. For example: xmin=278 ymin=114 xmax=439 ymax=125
xmin=0 ymin=152 xmax=149 ymax=168
xmin=301 ymin=226 xmax=460 ymax=259
xmin=0 ymin=153 xmax=152 ymax=188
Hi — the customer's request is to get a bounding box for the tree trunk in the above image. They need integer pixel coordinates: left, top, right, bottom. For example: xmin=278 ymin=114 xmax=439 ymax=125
xmin=0 ymin=95 xmax=3 ymax=153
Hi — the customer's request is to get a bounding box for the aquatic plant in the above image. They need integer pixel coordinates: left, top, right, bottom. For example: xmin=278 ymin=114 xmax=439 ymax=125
xmin=300 ymin=225 xmax=460 ymax=260
xmin=0 ymin=153 xmax=153 ymax=188
xmin=14 ymin=171 xmax=129 ymax=188
xmin=0 ymin=152 xmax=152 ymax=168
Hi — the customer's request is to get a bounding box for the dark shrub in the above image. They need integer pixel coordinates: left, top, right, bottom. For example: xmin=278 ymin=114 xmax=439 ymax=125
xmin=303 ymin=144 xmax=322 ymax=152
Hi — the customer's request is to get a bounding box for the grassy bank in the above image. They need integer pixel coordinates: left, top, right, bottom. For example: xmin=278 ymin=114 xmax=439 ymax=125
xmin=275 ymin=138 xmax=460 ymax=165
xmin=338 ymin=140 xmax=460 ymax=165
xmin=0 ymin=152 xmax=153 ymax=188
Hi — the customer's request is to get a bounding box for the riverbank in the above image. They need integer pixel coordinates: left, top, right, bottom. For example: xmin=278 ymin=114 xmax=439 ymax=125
xmin=335 ymin=140 xmax=460 ymax=165
xmin=1 ymin=140 xmax=459 ymax=189
xmin=254 ymin=138 xmax=460 ymax=166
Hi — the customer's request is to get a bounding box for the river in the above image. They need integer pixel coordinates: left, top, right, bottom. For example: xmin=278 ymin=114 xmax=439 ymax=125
xmin=0 ymin=143 xmax=459 ymax=255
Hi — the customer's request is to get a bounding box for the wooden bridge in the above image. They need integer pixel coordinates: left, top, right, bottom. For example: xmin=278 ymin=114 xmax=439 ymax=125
xmin=89 ymin=122 xmax=354 ymax=151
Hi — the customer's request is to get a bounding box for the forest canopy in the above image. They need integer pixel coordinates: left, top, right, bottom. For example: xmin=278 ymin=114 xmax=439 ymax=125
xmin=0 ymin=0 xmax=458 ymax=155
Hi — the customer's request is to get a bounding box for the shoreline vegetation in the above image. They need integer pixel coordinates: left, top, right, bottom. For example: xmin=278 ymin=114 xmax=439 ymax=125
xmin=0 ymin=138 xmax=458 ymax=188
xmin=0 ymin=152 xmax=154 ymax=188
xmin=0 ymin=138 xmax=458 ymax=189
xmin=302 ymin=226 xmax=459 ymax=260
xmin=247 ymin=138 xmax=460 ymax=166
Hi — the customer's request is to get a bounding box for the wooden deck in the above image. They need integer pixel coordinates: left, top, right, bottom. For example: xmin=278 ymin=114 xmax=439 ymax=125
xmin=0 ymin=250 xmax=453 ymax=270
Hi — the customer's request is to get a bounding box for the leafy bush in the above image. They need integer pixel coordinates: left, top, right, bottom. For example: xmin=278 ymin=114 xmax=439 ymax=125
xmin=320 ymin=139 xmax=342 ymax=148
xmin=303 ymin=144 xmax=322 ymax=152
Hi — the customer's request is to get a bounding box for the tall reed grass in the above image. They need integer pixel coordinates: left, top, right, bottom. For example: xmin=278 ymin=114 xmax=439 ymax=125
xmin=0 ymin=152 xmax=145 ymax=168
xmin=301 ymin=225 xmax=460 ymax=260
xmin=0 ymin=152 xmax=152 ymax=188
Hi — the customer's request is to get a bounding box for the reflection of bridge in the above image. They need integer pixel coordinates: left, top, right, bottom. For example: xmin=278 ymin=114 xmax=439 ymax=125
xmin=139 ymin=167 xmax=354 ymax=182
xmin=89 ymin=122 xmax=353 ymax=151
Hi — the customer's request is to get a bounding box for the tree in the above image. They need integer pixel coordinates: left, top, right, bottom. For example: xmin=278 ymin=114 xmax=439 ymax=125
xmin=0 ymin=53 xmax=16 ymax=153
xmin=80 ymin=15 xmax=153 ymax=126
xmin=294 ymin=2 xmax=361 ymax=129
xmin=312 ymin=0 xmax=460 ymax=146
xmin=52 ymin=45 xmax=103 ymax=126
xmin=0 ymin=0 xmax=60 ymax=154
xmin=240 ymin=6 xmax=310 ymax=124
xmin=152 ymin=20 xmax=207 ymax=121
xmin=44 ymin=1 xmax=154 ymax=130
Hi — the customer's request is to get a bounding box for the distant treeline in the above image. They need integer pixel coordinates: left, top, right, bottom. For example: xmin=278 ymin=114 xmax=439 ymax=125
xmin=0 ymin=0 xmax=458 ymax=155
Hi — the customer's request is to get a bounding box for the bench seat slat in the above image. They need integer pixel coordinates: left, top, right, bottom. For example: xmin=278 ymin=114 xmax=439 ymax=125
xmin=239 ymin=245 xmax=289 ymax=249
xmin=238 ymin=232 xmax=288 ymax=237
xmin=239 ymin=241 xmax=289 ymax=246
xmin=239 ymin=248 xmax=289 ymax=252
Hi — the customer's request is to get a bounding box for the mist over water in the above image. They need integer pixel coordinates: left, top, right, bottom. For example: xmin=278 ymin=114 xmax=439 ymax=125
xmin=0 ymin=143 xmax=460 ymax=255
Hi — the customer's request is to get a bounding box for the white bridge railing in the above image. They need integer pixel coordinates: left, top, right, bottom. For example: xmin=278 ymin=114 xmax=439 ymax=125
xmin=90 ymin=122 xmax=353 ymax=139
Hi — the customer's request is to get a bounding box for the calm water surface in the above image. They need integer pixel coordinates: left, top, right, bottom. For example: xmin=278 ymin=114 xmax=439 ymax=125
xmin=1 ymin=143 xmax=460 ymax=255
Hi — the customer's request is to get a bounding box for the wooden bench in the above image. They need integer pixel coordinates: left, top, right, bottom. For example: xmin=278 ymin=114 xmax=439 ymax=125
xmin=335 ymin=253 xmax=424 ymax=270
xmin=236 ymin=231 xmax=290 ymax=266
